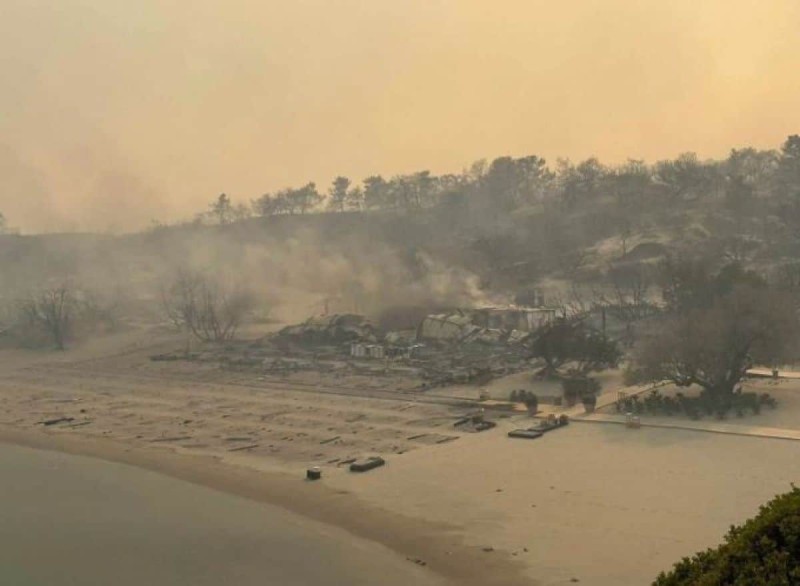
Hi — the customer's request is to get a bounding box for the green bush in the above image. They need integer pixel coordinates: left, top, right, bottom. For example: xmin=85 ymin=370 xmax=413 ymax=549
xmin=616 ymin=390 xmax=772 ymax=420
xmin=562 ymin=377 xmax=600 ymax=403
xmin=654 ymin=486 xmax=800 ymax=585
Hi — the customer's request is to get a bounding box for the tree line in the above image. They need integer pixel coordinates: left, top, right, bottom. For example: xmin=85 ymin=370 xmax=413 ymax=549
xmin=194 ymin=135 xmax=800 ymax=222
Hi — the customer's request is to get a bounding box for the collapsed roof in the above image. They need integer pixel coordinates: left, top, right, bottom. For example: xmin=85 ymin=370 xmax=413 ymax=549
xmin=417 ymin=307 xmax=556 ymax=345
xmin=277 ymin=313 xmax=378 ymax=345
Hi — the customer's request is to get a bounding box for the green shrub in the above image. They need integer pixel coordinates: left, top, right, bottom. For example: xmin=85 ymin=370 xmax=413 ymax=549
xmin=562 ymin=377 xmax=600 ymax=402
xmin=654 ymin=486 xmax=800 ymax=585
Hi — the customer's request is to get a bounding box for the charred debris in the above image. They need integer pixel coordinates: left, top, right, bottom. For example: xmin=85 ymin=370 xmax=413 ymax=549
xmin=154 ymin=306 xmax=558 ymax=388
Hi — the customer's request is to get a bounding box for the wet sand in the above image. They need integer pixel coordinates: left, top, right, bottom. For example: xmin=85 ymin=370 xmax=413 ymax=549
xmin=0 ymin=442 xmax=446 ymax=586
xmin=0 ymin=427 xmax=529 ymax=586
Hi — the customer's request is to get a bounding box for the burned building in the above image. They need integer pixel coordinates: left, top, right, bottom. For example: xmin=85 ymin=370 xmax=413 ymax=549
xmin=470 ymin=307 xmax=557 ymax=332
xmin=277 ymin=314 xmax=378 ymax=345
xmin=416 ymin=306 xmax=557 ymax=344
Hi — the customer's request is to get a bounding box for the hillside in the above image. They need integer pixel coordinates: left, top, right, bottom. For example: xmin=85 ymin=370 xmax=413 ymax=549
xmin=1 ymin=136 xmax=799 ymax=326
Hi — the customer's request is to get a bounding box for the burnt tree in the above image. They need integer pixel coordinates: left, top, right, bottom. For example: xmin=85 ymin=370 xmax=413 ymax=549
xmin=19 ymin=285 xmax=74 ymax=350
xmin=161 ymin=270 xmax=254 ymax=343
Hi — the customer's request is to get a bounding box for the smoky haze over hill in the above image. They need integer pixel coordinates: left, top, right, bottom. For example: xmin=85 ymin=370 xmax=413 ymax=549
xmin=2 ymin=135 xmax=800 ymax=329
xmin=2 ymin=0 xmax=800 ymax=232
xmin=4 ymin=6 xmax=800 ymax=586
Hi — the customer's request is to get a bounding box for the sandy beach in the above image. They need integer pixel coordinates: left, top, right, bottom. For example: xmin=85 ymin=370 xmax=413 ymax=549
xmin=0 ymin=330 xmax=530 ymax=586
xmin=3 ymin=328 xmax=800 ymax=585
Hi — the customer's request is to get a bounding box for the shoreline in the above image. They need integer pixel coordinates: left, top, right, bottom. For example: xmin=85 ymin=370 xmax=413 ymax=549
xmin=0 ymin=425 xmax=532 ymax=586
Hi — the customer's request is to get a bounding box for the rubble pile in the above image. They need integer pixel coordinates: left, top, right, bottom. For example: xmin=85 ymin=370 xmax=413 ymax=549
xmin=153 ymin=306 xmax=556 ymax=388
xmin=277 ymin=314 xmax=378 ymax=345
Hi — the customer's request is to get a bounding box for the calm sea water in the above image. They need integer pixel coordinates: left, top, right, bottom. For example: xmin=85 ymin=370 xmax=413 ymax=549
xmin=0 ymin=444 xmax=442 ymax=586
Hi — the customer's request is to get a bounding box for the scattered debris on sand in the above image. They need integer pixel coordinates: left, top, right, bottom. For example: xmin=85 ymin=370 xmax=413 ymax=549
xmin=508 ymin=414 xmax=570 ymax=439
xmin=507 ymin=429 xmax=543 ymax=440
xmin=453 ymin=411 xmax=497 ymax=432
xmin=38 ymin=416 xmax=75 ymax=426
xmin=349 ymin=456 xmax=386 ymax=472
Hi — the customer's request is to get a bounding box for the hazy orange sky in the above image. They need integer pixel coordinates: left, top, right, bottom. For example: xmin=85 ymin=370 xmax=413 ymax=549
xmin=1 ymin=0 xmax=799 ymax=232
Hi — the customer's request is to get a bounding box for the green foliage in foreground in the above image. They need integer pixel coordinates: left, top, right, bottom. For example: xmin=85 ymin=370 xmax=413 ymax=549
xmin=655 ymin=486 xmax=800 ymax=585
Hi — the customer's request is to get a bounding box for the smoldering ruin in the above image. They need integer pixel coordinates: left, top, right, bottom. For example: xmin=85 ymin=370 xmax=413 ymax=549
xmin=153 ymin=303 xmax=559 ymax=389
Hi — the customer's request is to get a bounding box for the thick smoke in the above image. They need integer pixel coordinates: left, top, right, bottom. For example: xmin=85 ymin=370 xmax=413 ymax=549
xmin=238 ymin=229 xmax=501 ymax=322
xmin=0 ymin=220 xmax=502 ymax=332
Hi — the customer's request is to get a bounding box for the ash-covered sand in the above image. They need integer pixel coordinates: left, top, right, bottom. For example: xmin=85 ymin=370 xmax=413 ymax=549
xmin=3 ymin=329 xmax=800 ymax=585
